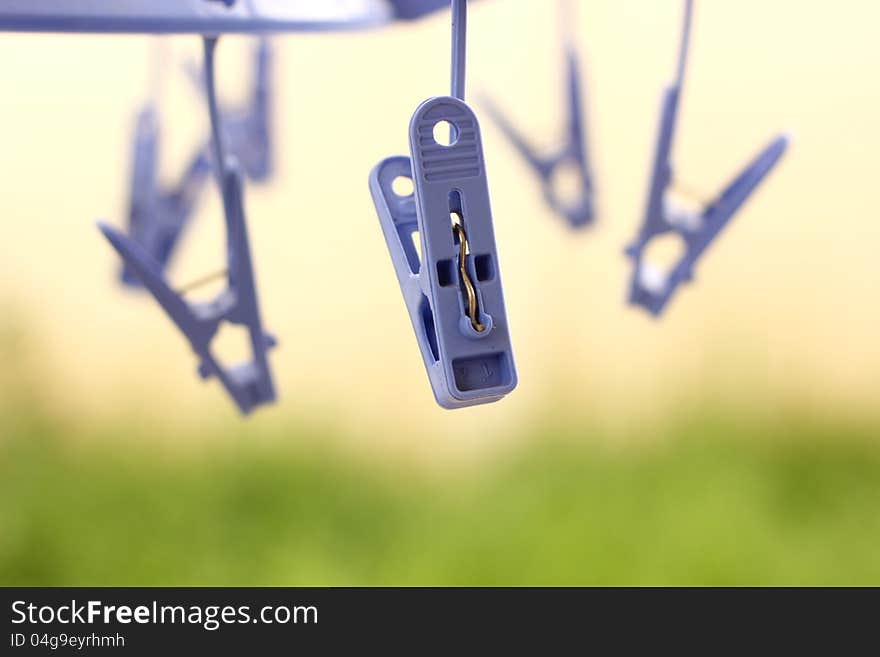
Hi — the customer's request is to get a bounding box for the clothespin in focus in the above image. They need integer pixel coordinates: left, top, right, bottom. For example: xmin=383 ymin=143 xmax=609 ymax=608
xmin=370 ymin=0 xmax=517 ymax=408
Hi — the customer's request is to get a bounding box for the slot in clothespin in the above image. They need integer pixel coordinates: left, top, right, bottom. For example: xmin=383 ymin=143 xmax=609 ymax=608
xmin=99 ymin=36 xmax=276 ymax=415
xmin=625 ymin=0 xmax=788 ymax=316
xmin=369 ymin=0 xmax=516 ymax=408
xmin=480 ymin=0 xmax=595 ymax=229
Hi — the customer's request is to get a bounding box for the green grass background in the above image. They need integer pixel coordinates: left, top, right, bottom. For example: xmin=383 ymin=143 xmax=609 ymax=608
xmin=3 ymin=406 xmax=880 ymax=586
xmin=2 ymin=319 xmax=879 ymax=586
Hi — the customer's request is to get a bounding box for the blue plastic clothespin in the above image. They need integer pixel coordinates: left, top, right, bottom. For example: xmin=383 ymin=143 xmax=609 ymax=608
xmin=481 ymin=0 xmax=594 ymax=229
xmin=121 ymin=36 xmax=273 ymax=287
xmin=187 ymin=37 xmax=274 ymax=182
xmin=216 ymin=37 xmax=273 ymax=182
xmin=120 ymin=105 xmax=212 ymax=286
xmin=100 ymin=36 xmax=276 ymax=415
xmin=625 ymin=0 xmax=788 ymax=316
xmin=370 ymin=0 xmax=517 ymax=409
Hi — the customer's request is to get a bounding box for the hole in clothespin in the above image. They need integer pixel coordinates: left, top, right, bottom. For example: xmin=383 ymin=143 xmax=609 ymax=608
xmin=213 ymin=324 xmax=254 ymax=369
xmin=391 ymin=175 xmax=414 ymax=197
xmin=418 ymin=296 xmax=440 ymax=363
xmin=672 ymin=179 xmax=710 ymax=205
xmin=640 ymin=234 xmax=686 ymax=293
xmin=474 ymin=254 xmax=495 ymax=282
xmin=437 ymin=259 xmax=455 ymax=287
xmin=549 ymin=160 xmax=585 ymax=211
xmin=433 ymin=120 xmax=459 ymax=147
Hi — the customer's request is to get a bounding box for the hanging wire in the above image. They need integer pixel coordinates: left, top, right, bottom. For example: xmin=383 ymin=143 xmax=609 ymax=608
xmin=201 ymin=35 xmax=239 ymax=289
xmin=450 ymin=0 xmax=467 ymax=100
xmin=675 ymin=0 xmax=694 ymax=87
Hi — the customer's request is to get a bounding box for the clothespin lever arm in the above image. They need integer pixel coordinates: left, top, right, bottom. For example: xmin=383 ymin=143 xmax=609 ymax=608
xmin=369 ymin=156 xmax=441 ymax=375
xmin=626 ymin=86 xmax=683 ymax=259
xmin=479 ymin=96 xmax=548 ymax=175
xmin=121 ymin=111 xmax=214 ymax=286
xmin=99 ymin=35 xmax=276 ymax=415
xmin=683 ymin=134 xmax=789 ymax=265
xmin=479 ymin=45 xmax=593 ymax=227
xmin=408 ymin=96 xmax=517 ymax=407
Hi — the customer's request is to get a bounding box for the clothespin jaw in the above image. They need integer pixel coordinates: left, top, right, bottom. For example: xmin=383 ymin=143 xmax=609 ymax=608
xmin=370 ymin=97 xmax=517 ymax=409
xmin=370 ymin=156 xmax=443 ymax=381
xmin=480 ymin=44 xmax=594 ymax=229
xmin=99 ymin=156 xmax=277 ymax=415
xmin=626 ymin=130 xmax=789 ymax=317
xmin=120 ymin=106 xmax=212 ymax=287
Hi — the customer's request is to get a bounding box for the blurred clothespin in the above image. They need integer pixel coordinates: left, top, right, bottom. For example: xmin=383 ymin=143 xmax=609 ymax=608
xmin=120 ymin=36 xmax=274 ymax=286
xmin=121 ymin=105 xmax=212 ymax=286
xmin=625 ymin=0 xmax=788 ymax=316
xmin=187 ymin=37 xmax=274 ymax=182
xmin=101 ymin=37 xmax=276 ymax=415
xmin=370 ymin=0 xmax=517 ymax=408
xmin=481 ymin=0 xmax=595 ymax=229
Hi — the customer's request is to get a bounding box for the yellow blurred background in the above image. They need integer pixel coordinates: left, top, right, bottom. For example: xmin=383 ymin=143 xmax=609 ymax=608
xmin=2 ymin=0 xmax=880 ymax=587
xmin=0 ymin=0 xmax=877 ymax=455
